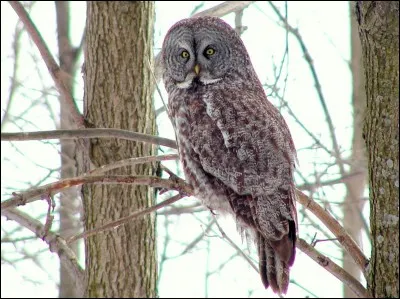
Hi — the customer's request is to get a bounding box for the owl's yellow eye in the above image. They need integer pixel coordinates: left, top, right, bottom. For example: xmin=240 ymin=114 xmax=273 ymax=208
xmin=204 ymin=47 xmax=215 ymax=56
xmin=181 ymin=50 xmax=190 ymax=58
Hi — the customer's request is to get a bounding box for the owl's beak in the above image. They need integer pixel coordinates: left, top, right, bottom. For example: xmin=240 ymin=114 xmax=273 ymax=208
xmin=194 ymin=64 xmax=200 ymax=75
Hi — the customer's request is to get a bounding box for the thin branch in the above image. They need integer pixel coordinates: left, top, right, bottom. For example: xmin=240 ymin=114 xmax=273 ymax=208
xmin=1 ymin=175 xmax=191 ymax=211
xmin=67 ymin=193 xmax=185 ymax=244
xmin=181 ymin=219 xmax=216 ymax=255
xmin=297 ymin=239 xmax=370 ymax=298
xmin=213 ymin=215 xmax=259 ymax=272
xmin=41 ymin=193 xmax=55 ymax=239
xmin=234 ymin=8 xmax=246 ymax=36
xmin=1 ymin=128 xmax=177 ymax=149
xmin=295 ymin=189 xmax=369 ymax=275
xmin=8 ymin=1 xmax=84 ymax=128
xmin=193 ymin=1 xmax=255 ymax=18
xmin=1 ymin=207 xmax=84 ymax=295
xmin=89 ymin=154 xmax=179 ymax=175
xmin=1 ymin=13 xmax=26 ymax=130
xmin=157 ymin=203 xmax=205 ymax=216
xmin=297 ymin=171 xmax=364 ymax=192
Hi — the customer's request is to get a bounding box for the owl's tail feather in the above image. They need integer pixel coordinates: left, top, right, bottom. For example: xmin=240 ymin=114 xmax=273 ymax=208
xmin=257 ymin=233 xmax=291 ymax=295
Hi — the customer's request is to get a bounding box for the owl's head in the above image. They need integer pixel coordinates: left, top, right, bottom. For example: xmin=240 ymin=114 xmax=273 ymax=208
xmin=161 ymin=16 xmax=251 ymax=89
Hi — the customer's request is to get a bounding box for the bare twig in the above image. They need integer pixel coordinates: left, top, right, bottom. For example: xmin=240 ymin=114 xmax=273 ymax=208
xmin=297 ymin=171 xmax=364 ymax=192
xmin=213 ymin=215 xmax=258 ymax=272
xmin=297 ymin=239 xmax=370 ymax=298
xmin=181 ymin=219 xmax=216 ymax=255
xmin=1 ymin=128 xmax=177 ymax=149
xmin=192 ymin=1 xmax=255 ymax=18
xmin=8 ymin=1 xmax=84 ymax=128
xmin=311 ymin=237 xmax=339 ymax=247
xmin=234 ymin=8 xmax=246 ymax=36
xmin=41 ymin=193 xmax=55 ymax=240
xmin=158 ymin=203 xmax=205 ymax=215
xmin=89 ymin=154 xmax=179 ymax=175
xmin=1 ymin=207 xmax=84 ymax=295
xmin=1 ymin=12 xmax=27 ymax=130
xmin=67 ymin=193 xmax=185 ymax=244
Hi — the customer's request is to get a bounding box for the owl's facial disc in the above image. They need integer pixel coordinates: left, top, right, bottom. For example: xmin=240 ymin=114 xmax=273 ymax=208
xmin=175 ymin=64 xmax=220 ymax=89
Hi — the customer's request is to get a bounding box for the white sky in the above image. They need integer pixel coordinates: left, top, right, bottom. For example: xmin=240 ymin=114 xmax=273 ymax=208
xmin=1 ymin=1 xmax=369 ymax=298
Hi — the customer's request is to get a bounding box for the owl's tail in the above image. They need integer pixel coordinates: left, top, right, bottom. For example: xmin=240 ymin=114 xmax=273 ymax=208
xmin=257 ymin=232 xmax=295 ymax=295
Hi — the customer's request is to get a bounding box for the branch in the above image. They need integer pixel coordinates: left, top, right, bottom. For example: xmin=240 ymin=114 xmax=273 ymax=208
xmin=297 ymin=171 xmax=364 ymax=192
xmin=180 ymin=219 xmax=216 ymax=255
xmin=67 ymin=193 xmax=185 ymax=244
xmin=297 ymin=239 xmax=370 ymax=298
xmin=1 ymin=10 xmax=27 ymax=130
xmin=89 ymin=154 xmax=179 ymax=175
xmin=1 ymin=207 xmax=84 ymax=296
xmin=1 ymin=175 xmax=191 ymax=211
xmin=213 ymin=215 xmax=259 ymax=272
xmin=8 ymin=1 xmax=84 ymax=128
xmin=192 ymin=1 xmax=255 ymax=18
xmin=1 ymin=128 xmax=177 ymax=149
xmin=295 ymin=189 xmax=369 ymax=274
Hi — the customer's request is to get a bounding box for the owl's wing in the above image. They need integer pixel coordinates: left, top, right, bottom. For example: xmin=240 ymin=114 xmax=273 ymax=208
xmin=187 ymin=87 xmax=297 ymax=262
xmin=189 ymin=88 xmax=296 ymax=197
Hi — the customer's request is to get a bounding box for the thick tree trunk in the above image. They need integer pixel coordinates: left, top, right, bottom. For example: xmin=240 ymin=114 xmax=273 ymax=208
xmin=343 ymin=3 xmax=367 ymax=298
xmin=56 ymin=2 xmax=80 ymax=297
xmin=82 ymin=2 xmax=157 ymax=297
xmin=355 ymin=1 xmax=399 ymax=298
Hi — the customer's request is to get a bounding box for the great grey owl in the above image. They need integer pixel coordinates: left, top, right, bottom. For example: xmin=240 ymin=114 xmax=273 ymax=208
xmin=161 ymin=16 xmax=298 ymax=295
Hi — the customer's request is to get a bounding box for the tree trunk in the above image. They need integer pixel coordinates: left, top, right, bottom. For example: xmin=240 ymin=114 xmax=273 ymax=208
xmin=56 ymin=2 xmax=80 ymax=297
xmin=82 ymin=2 xmax=157 ymax=297
xmin=355 ymin=1 xmax=399 ymax=298
xmin=343 ymin=3 xmax=367 ymax=297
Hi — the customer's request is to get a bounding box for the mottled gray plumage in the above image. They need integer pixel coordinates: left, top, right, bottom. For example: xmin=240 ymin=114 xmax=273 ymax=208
xmin=161 ymin=16 xmax=298 ymax=294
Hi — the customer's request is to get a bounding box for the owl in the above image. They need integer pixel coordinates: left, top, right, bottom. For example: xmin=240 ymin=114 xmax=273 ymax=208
xmin=161 ymin=16 xmax=298 ymax=295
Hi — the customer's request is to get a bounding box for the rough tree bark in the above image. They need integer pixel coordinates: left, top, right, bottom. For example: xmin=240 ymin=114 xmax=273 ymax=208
xmin=355 ymin=1 xmax=399 ymax=298
xmin=343 ymin=3 xmax=367 ymax=297
xmin=81 ymin=2 xmax=157 ymax=297
xmin=55 ymin=2 xmax=81 ymax=297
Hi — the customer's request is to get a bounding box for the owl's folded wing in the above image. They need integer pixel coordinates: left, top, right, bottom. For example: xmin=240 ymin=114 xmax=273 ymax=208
xmin=188 ymin=89 xmax=296 ymax=197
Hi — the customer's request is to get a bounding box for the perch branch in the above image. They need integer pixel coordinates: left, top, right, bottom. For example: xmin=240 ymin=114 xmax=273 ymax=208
xmin=297 ymin=239 xmax=370 ymax=298
xmin=295 ymin=189 xmax=369 ymax=274
xmin=1 ymin=175 xmax=191 ymax=211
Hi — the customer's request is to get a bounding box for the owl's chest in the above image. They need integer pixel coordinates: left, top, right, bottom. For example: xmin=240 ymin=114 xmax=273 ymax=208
xmin=168 ymin=93 xmax=232 ymax=212
xmin=169 ymin=92 xmax=207 ymax=124
xmin=169 ymin=92 xmax=217 ymax=145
